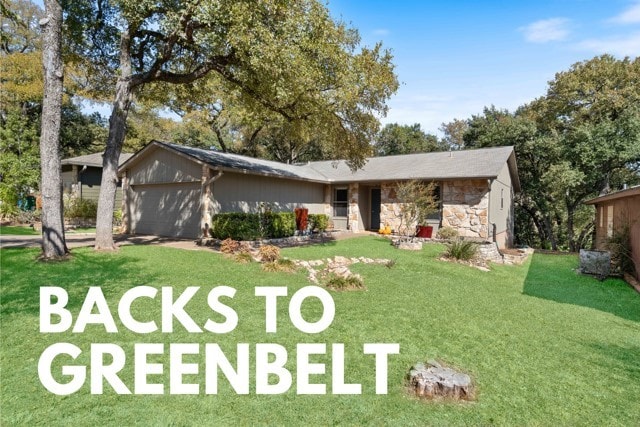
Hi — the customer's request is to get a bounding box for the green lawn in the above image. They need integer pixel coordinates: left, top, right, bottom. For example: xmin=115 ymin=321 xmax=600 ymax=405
xmin=1 ymin=236 xmax=639 ymax=426
xmin=0 ymin=225 xmax=39 ymax=235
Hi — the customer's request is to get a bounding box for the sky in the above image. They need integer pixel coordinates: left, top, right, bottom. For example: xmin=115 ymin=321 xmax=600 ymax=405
xmin=326 ymin=0 xmax=640 ymax=134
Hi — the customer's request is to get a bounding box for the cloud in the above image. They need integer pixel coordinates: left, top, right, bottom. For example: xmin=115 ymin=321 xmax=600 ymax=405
xmin=373 ymin=28 xmax=390 ymax=36
xmin=608 ymin=1 xmax=640 ymax=24
xmin=577 ymin=32 xmax=640 ymax=56
xmin=519 ymin=18 xmax=571 ymax=43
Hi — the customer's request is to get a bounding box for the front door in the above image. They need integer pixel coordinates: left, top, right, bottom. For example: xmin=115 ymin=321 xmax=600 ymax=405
xmin=370 ymin=188 xmax=381 ymax=230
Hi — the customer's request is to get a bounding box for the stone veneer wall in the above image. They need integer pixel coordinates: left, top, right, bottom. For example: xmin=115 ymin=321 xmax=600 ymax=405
xmin=379 ymin=182 xmax=404 ymax=233
xmin=348 ymin=182 xmax=360 ymax=232
xmin=441 ymin=179 xmax=489 ymax=239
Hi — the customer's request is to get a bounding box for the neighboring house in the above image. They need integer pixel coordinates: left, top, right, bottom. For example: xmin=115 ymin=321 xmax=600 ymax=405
xmin=585 ymin=186 xmax=640 ymax=280
xmin=118 ymin=141 xmax=520 ymax=247
xmin=62 ymin=152 xmax=133 ymax=205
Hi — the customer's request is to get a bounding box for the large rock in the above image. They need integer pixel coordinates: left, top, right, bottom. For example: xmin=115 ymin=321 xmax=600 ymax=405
xmin=579 ymin=249 xmax=611 ymax=279
xmin=408 ymin=361 xmax=473 ymax=400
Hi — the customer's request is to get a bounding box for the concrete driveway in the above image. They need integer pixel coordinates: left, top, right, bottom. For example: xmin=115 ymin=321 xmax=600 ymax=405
xmin=0 ymin=233 xmax=200 ymax=250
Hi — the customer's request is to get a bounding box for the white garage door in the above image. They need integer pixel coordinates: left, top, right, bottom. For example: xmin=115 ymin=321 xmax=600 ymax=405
xmin=128 ymin=183 xmax=201 ymax=238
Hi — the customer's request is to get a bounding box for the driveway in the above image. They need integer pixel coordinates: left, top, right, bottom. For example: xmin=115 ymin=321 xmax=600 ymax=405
xmin=0 ymin=233 xmax=200 ymax=250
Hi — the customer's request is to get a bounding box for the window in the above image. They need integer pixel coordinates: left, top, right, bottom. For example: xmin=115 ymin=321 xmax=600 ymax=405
xmin=333 ymin=188 xmax=348 ymax=217
xmin=599 ymin=206 xmax=603 ymax=228
xmin=606 ymin=205 xmax=614 ymax=237
xmin=500 ymin=188 xmax=504 ymax=210
xmin=425 ymin=184 xmax=441 ymax=220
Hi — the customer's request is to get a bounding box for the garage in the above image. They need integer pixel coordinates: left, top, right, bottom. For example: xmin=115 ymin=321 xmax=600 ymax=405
xmin=128 ymin=182 xmax=201 ymax=238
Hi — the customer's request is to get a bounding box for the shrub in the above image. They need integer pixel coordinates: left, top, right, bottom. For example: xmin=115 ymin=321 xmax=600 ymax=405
xmin=269 ymin=212 xmax=295 ymax=238
xmin=444 ymin=239 xmax=478 ymax=261
xmin=607 ymin=224 xmax=634 ymax=275
xmin=437 ymin=226 xmax=458 ymax=240
xmin=210 ymin=212 xmax=295 ymax=240
xmin=220 ymin=238 xmax=241 ymax=254
xmin=234 ymin=251 xmax=253 ymax=264
xmin=261 ymin=259 xmax=297 ymax=273
xmin=325 ymin=275 xmax=366 ymax=291
xmin=113 ymin=209 xmax=123 ymax=226
xmin=64 ymin=198 xmax=98 ymax=219
xmin=308 ymin=214 xmax=329 ymax=232
xmin=258 ymin=244 xmax=280 ymax=262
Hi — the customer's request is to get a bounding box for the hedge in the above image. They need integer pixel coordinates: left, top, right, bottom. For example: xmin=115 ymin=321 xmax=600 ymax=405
xmin=210 ymin=212 xmax=296 ymax=240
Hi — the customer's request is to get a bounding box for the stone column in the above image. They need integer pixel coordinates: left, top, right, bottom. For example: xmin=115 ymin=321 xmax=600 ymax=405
xmin=348 ymin=182 xmax=359 ymax=232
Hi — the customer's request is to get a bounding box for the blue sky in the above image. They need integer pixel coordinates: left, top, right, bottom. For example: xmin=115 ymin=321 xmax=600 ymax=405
xmin=327 ymin=0 xmax=640 ymax=134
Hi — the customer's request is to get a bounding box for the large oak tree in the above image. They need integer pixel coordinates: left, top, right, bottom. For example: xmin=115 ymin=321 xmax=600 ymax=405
xmin=65 ymin=0 xmax=398 ymax=250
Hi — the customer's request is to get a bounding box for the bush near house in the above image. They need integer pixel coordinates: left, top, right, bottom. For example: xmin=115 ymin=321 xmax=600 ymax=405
xmin=64 ymin=198 xmax=98 ymax=219
xmin=210 ymin=212 xmax=296 ymax=240
xmin=308 ymin=213 xmax=329 ymax=232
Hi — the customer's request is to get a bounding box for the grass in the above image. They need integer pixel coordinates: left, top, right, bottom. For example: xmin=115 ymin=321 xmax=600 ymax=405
xmin=1 ymin=236 xmax=639 ymax=426
xmin=0 ymin=225 xmax=39 ymax=235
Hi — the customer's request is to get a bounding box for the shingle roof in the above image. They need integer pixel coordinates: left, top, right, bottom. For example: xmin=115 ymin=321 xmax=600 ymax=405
xmin=307 ymin=146 xmax=517 ymax=183
xmin=62 ymin=152 xmax=133 ymax=167
xmin=162 ymin=142 xmax=330 ymax=182
xmin=120 ymin=141 xmax=520 ymax=191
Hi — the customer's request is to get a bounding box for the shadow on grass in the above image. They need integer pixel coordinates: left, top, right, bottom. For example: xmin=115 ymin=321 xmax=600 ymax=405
xmin=523 ymin=252 xmax=640 ymax=322
xmin=0 ymin=248 xmax=155 ymax=316
xmin=586 ymin=341 xmax=640 ymax=382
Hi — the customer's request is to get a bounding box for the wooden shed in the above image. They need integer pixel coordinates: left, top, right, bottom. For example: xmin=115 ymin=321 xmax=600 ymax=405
xmin=585 ymin=186 xmax=640 ymax=280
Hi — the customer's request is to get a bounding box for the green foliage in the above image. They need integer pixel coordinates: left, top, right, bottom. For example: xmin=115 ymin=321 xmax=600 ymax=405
xmin=64 ymin=197 xmax=97 ymax=219
xmin=112 ymin=209 xmax=123 ymax=226
xmin=0 ymin=110 xmax=40 ymax=212
xmin=461 ymin=55 xmax=640 ymax=251
xmin=606 ymin=223 xmax=634 ymax=275
xmin=395 ymin=180 xmax=439 ymax=236
xmin=308 ymin=214 xmax=329 ymax=232
xmin=374 ymin=123 xmax=444 ymax=156
xmin=436 ymin=226 xmax=459 ymax=240
xmin=233 ymin=251 xmax=253 ymax=264
xmin=210 ymin=212 xmax=295 ymax=240
xmin=325 ymin=274 xmax=366 ymax=291
xmin=262 ymin=258 xmax=297 ymax=273
xmin=444 ymin=240 xmax=479 ymax=261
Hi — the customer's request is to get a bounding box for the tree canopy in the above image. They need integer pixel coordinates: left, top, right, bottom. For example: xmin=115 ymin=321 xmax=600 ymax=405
xmin=373 ymin=123 xmax=444 ymax=156
xmin=461 ymin=55 xmax=640 ymax=250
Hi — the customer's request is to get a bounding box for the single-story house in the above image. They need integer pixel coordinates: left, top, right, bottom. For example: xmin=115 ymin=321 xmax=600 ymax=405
xmin=118 ymin=141 xmax=520 ymax=247
xmin=62 ymin=152 xmax=133 ymax=205
xmin=585 ymin=186 xmax=640 ymax=280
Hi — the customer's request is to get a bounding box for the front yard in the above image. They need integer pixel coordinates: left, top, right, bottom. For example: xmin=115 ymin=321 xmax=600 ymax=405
xmin=1 ymin=236 xmax=638 ymax=425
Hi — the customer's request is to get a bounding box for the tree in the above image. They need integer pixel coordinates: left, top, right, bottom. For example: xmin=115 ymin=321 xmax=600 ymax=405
xmin=461 ymin=56 xmax=640 ymax=251
xmin=440 ymin=118 xmax=468 ymax=150
xmin=374 ymin=123 xmax=443 ymax=156
xmin=64 ymin=0 xmax=397 ymax=250
xmin=395 ymin=180 xmax=439 ymax=236
xmin=1 ymin=0 xmax=107 ymax=214
xmin=38 ymin=0 xmax=67 ymax=258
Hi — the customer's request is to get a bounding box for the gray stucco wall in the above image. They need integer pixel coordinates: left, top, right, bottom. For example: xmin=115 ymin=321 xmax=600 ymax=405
xmin=489 ymin=163 xmax=514 ymax=247
xmin=211 ymin=172 xmax=326 ymax=214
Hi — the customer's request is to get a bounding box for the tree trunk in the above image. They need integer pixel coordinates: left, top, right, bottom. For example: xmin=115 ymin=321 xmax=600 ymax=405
xmin=94 ymin=29 xmax=133 ymax=250
xmin=38 ymin=0 xmax=67 ymax=259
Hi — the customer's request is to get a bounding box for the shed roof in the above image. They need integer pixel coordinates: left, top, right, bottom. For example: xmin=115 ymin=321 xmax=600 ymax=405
xmin=584 ymin=185 xmax=640 ymax=205
xmin=119 ymin=140 xmax=520 ymax=191
xmin=62 ymin=152 xmax=133 ymax=168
